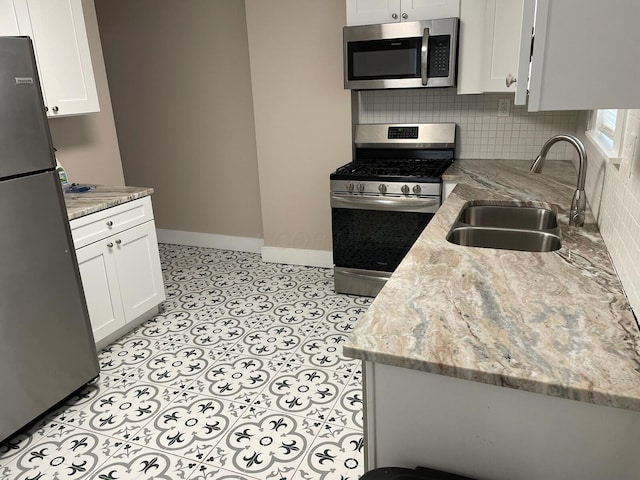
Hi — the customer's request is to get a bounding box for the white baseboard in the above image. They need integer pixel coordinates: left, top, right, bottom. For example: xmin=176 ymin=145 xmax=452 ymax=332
xmin=156 ymin=229 xmax=264 ymax=254
xmin=156 ymin=229 xmax=333 ymax=268
xmin=261 ymin=246 xmax=333 ymax=268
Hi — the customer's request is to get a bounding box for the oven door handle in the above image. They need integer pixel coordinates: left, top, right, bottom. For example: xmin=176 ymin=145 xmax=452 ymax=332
xmin=331 ymin=194 xmax=440 ymax=213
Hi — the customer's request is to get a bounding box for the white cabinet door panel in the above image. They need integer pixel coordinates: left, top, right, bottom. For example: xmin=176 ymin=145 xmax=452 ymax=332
xmin=347 ymin=0 xmax=401 ymax=26
xmin=13 ymin=0 xmax=99 ymax=116
xmin=403 ymin=0 xmax=459 ymax=21
xmin=76 ymin=241 xmax=125 ymax=345
xmin=482 ymin=0 xmax=523 ymax=92
xmin=457 ymin=0 xmax=522 ymax=94
xmin=114 ymin=221 xmax=165 ymax=322
xmin=526 ymin=0 xmax=640 ymax=111
xmin=346 ymin=0 xmax=458 ymax=25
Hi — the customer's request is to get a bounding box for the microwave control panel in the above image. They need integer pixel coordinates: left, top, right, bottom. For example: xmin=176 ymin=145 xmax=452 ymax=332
xmin=428 ymin=36 xmax=451 ymax=78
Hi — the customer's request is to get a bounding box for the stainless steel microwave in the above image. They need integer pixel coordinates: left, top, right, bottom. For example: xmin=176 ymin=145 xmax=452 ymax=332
xmin=343 ymin=18 xmax=459 ymax=90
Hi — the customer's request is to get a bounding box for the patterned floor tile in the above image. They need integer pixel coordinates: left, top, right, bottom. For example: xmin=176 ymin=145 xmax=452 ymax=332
xmin=0 ymin=427 xmax=122 ymax=480
xmin=129 ymin=393 xmax=245 ymax=463
xmin=256 ymin=363 xmax=351 ymax=422
xmin=128 ymin=344 xmax=222 ymax=389
xmin=293 ymin=426 xmax=364 ymax=480
xmin=136 ymin=310 xmax=196 ymax=340
xmin=90 ymin=443 xmax=198 ymax=480
xmin=192 ymin=352 xmax=284 ymax=405
xmin=70 ymin=379 xmax=179 ymax=442
xmin=325 ymin=371 xmax=364 ymax=431
xmin=204 ymin=406 xmax=322 ymax=480
xmin=187 ymin=463 xmax=261 ymax=479
xmin=1 ymin=245 xmax=369 ymax=480
xmin=295 ymin=333 xmax=361 ymax=374
xmin=272 ymin=300 xmax=326 ymax=326
xmin=98 ymin=337 xmax=157 ymax=378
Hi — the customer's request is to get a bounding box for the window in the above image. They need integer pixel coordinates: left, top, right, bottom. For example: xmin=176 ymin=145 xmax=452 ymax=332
xmin=587 ymin=109 xmax=626 ymax=161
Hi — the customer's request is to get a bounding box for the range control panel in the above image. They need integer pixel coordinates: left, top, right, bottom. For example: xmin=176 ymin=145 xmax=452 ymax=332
xmin=388 ymin=126 xmax=419 ymax=139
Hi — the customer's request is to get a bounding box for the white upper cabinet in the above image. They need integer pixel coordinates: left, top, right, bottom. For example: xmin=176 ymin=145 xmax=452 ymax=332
xmin=458 ymin=0 xmax=524 ymax=94
xmin=516 ymin=0 xmax=640 ymax=111
xmin=347 ymin=0 xmax=460 ymax=26
xmin=11 ymin=0 xmax=99 ymax=116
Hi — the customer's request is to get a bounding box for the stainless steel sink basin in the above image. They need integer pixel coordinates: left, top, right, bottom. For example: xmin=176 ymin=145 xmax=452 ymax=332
xmin=447 ymin=226 xmax=561 ymax=252
xmin=446 ymin=203 xmax=561 ymax=252
xmin=458 ymin=205 xmax=558 ymax=230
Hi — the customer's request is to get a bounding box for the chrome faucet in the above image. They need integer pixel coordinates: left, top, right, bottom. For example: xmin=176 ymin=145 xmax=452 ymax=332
xmin=530 ymin=134 xmax=587 ymax=227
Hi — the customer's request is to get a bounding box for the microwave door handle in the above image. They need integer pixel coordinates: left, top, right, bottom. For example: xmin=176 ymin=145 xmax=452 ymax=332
xmin=421 ymin=27 xmax=430 ymax=86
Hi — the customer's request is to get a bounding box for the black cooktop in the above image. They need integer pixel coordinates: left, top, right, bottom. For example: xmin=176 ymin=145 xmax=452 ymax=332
xmin=331 ymin=158 xmax=453 ymax=183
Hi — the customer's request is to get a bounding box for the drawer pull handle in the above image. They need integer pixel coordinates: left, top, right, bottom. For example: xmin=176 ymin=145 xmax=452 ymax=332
xmin=106 ymin=221 xmax=113 ymax=227
xmin=115 ymin=239 xmax=121 ymax=245
xmin=107 ymin=242 xmax=113 ymax=248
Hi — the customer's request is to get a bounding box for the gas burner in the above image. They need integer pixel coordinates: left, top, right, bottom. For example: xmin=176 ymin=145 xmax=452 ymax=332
xmin=333 ymin=158 xmax=453 ymax=181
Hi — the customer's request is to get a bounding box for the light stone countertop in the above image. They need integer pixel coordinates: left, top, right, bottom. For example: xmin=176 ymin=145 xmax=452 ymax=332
xmin=343 ymin=159 xmax=640 ymax=411
xmin=64 ymin=185 xmax=154 ymax=220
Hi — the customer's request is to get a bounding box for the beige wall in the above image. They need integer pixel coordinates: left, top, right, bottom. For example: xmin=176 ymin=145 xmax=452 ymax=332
xmin=245 ymin=0 xmax=352 ymax=251
xmin=49 ymin=0 xmax=124 ymax=186
xmin=94 ymin=0 xmax=263 ymax=239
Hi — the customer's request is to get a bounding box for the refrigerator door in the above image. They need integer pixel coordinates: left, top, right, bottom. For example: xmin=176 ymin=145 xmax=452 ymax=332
xmin=0 ymin=37 xmax=55 ymax=180
xmin=0 ymin=171 xmax=99 ymax=441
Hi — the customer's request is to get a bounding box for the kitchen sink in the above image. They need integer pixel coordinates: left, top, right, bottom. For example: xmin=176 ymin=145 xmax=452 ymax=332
xmin=457 ymin=204 xmax=558 ymax=230
xmin=446 ymin=203 xmax=561 ymax=252
xmin=447 ymin=226 xmax=561 ymax=252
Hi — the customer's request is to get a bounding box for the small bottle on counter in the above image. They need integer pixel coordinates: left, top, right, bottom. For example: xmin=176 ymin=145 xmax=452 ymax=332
xmin=55 ymin=150 xmax=69 ymax=191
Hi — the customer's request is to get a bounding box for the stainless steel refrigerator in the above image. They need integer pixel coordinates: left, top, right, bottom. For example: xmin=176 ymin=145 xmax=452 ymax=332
xmin=0 ymin=37 xmax=99 ymax=442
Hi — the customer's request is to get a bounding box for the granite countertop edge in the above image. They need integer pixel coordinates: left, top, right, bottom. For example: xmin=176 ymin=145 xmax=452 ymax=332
xmin=64 ymin=185 xmax=154 ymax=220
xmin=343 ymin=159 xmax=640 ymax=411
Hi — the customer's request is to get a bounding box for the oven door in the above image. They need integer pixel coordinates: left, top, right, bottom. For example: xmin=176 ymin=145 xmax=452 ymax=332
xmin=331 ymin=194 xmax=439 ymax=296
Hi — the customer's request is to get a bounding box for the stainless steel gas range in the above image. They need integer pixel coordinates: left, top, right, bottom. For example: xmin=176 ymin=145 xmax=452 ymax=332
xmin=330 ymin=123 xmax=456 ymax=297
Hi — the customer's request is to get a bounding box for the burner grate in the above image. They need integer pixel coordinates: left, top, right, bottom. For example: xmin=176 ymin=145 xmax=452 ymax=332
xmin=334 ymin=158 xmax=452 ymax=179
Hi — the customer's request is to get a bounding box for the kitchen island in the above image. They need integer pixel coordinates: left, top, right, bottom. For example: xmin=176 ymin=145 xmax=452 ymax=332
xmin=343 ymin=160 xmax=640 ymax=480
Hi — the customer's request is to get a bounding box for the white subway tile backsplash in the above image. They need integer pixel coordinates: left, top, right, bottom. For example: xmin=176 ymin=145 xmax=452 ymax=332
xmin=584 ymin=109 xmax=640 ymax=317
xmin=358 ymin=89 xmax=581 ymax=160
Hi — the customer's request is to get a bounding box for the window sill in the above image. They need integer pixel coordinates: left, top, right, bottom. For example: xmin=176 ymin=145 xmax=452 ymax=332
xmin=585 ymin=129 xmax=622 ymax=167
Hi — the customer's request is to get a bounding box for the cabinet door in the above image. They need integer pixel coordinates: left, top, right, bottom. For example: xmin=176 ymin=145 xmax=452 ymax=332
xmin=402 ymin=0 xmax=459 ymax=22
xmin=523 ymin=0 xmax=640 ymax=111
xmin=481 ymin=0 xmax=523 ymax=92
xmin=76 ymin=239 xmax=126 ymax=345
xmin=457 ymin=0 xmax=522 ymax=94
xmin=0 ymin=0 xmax=20 ymax=35
xmin=13 ymin=0 xmax=99 ymax=116
xmin=112 ymin=221 xmax=165 ymax=323
xmin=346 ymin=0 xmax=401 ymax=26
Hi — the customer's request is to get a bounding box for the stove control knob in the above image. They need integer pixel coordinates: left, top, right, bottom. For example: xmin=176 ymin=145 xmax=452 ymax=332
xmin=413 ymin=185 xmax=422 ymax=194
xmin=357 ymin=183 xmax=365 ymax=193
xmin=378 ymin=184 xmax=387 ymax=194
xmin=401 ymin=184 xmax=410 ymax=195
xmin=346 ymin=182 xmax=354 ymax=193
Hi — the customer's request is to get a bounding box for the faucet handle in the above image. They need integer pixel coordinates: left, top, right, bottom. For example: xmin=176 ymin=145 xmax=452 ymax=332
xmin=569 ymin=190 xmax=587 ymax=227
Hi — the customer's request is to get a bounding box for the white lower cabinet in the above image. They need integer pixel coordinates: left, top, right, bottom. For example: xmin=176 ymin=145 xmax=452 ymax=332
xmin=364 ymin=361 xmax=640 ymax=479
xmin=71 ymin=198 xmax=165 ymax=349
xmin=75 ymin=236 xmax=126 ymax=345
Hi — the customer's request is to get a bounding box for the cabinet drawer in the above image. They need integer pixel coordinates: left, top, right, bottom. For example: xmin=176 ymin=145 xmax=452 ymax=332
xmin=70 ymin=196 xmax=154 ymax=249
